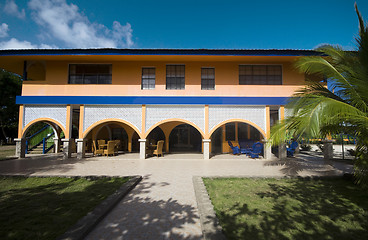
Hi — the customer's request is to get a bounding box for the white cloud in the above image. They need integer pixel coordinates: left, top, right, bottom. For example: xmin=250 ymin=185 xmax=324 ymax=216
xmin=28 ymin=0 xmax=134 ymax=48
xmin=4 ymin=0 xmax=26 ymax=19
xmin=0 ymin=23 xmax=9 ymax=38
xmin=0 ymin=38 xmax=55 ymax=49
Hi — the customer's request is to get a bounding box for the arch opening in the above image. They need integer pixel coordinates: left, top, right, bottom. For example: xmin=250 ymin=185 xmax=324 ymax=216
xmin=84 ymin=121 xmax=140 ymax=154
xmin=210 ymin=121 xmax=265 ymax=155
xmin=169 ymin=124 xmax=202 ymax=153
xmin=23 ymin=120 xmax=65 ymax=155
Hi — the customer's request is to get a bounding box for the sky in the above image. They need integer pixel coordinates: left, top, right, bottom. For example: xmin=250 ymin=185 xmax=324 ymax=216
xmin=0 ymin=0 xmax=367 ymax=50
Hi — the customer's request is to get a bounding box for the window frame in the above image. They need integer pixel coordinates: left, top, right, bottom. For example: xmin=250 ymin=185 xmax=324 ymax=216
xmin=166 ymin=65 xmax=185 ymax=90
xmin=201 ymin=67 xmax=215 ymax=90
xmin=68 ymin=64 xmax=112 ymax=84
xmin=141 ymin=67 xmax=156 ymax=90
xmin=239 ymin=64 xmax=282 ymax=85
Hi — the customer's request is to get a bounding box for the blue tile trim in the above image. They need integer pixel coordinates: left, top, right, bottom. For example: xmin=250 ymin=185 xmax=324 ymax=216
xmin=16 ymin=96 xmax=289 ymax=105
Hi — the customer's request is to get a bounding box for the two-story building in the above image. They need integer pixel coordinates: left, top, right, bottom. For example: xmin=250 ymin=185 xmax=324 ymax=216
xmin=0 ymin=49 xmax=318 ymax=159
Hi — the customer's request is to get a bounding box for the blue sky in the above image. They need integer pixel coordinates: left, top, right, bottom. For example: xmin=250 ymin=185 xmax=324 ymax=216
xmin=0 ymin=0 xmax=367 ymax=50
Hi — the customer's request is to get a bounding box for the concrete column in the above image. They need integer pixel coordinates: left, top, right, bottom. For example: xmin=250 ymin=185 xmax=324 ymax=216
xmin=61 ymin=138 xmax=73 ymax=160
xmin=53 ymin=138 xmax=61 ymax=153
xmin=203 ymin=139 xmax=211 ymax=160
xmin=15 ymin=138 xmax=26 ymax=158
xmin=76 ymin=139 xmax=86 ymax=160
xmin=264 ymin=142 xmax=272 ymax=160
xmin=323 ymin=140 xmax=334 ymax=160
xmin=139 ymin=139 xmax=146 ymax=159
xmin=279 ymin=143 xmax=287 ymax=159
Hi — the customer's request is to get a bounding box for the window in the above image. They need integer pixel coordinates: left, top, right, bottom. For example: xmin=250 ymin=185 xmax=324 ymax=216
xmin=69 ymin=64 xmax=112 ymax=84
xmin=141 ymin=67 xmax=155 ymax=89
xmin=166 ymin=65 xmax=185 ymax=89
xmin=239 ymin=65 xmax=282 ymax=85
xmin=201 ymin=68 xmax=215 ymax=90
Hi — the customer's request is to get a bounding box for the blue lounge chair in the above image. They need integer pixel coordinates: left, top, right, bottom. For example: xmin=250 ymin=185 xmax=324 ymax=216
xmin=247 ymin=142 xmax=263 ymax=158
xmin=287 ymin=141 xmax=299 ymax=157
xmin=239 ymin=140 xmax=253 ymax=154
xmin=228 ymin=141 xmax=240 ymax=155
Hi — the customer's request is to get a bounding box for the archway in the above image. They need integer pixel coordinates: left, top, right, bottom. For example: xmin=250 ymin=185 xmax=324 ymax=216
xmin=210 ymin=120 xmax=265 ymax=155
xmin=169 ymin=124 xmax=202 ymax=153
xmin=84 ymin=120 xmax=140 ymax=153
xmin=22 ymin=119 xmax=65 ymax=154
xmin=145 ymin=119 xmax=204 ymax=154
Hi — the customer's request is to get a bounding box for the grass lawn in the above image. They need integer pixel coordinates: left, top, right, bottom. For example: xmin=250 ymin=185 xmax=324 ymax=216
xmin=0 ymin=176 xmax=130 ymax=240
xmin=0 ymin=145 xmax=15 ymax=160
xmin=204 ymin=177 xmax=368 ymax=240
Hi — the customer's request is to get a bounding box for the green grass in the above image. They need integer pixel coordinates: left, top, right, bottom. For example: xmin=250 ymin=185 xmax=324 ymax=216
xmin=0 ymin=145 xmax=15 ymax=160
xmin=0 ymin=176 xmax=130 ymax=240
xmin=203 ymin=177 xmax=368 ymax=240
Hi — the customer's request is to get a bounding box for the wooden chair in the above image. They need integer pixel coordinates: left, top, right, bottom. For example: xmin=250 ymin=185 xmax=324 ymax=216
xmin=97 ymin=140 xmax=105 ymax=150
xmin=92 ymin=140 xmax=104 ymax=156
xmin=104 ymin=141 xmax=115 ymax=157
xmin=113 ymin=140 xmax=120 ymax=154
xmin=153 ymin=140 xmax=164 ymax=157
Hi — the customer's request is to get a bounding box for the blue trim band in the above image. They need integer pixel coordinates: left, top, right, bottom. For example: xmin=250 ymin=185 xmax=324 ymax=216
xmin=16 ymin=96 xmax=289 ymax=105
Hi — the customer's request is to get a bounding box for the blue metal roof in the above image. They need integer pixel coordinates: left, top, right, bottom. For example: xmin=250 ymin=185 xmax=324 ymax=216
xmin=0 ymin=48 xmax=321 ymax=57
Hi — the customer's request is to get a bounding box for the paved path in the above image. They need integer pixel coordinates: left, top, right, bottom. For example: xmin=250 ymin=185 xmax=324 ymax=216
xmin=0 ymin=153 xmax=353 ymax=240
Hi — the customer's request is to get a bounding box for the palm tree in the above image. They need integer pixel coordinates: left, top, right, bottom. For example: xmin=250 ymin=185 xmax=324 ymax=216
xmin=270 ymin=3 xmax=368 ymax=186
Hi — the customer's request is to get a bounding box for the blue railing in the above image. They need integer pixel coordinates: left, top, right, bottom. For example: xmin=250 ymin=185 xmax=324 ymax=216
xmin=26 ymin=125 xmax=55 ymax=154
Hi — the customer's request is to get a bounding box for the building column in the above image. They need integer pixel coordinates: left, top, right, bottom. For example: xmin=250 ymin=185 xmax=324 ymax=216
xmin=63 ymin=104 xmax=73 ymax=159
xmin=279 ymin=143 xmax=287 ymax=159
xmin=15 ymin=138 xmax=26 ymax=158
xmin=264 ymin=141 xmax=272 ymax=160
xmin=323 ymin=139 xmax=334 ymax=160
xmin=139 ymin=139 xmax=146 ymax=159
xmin=203 ymin=139 xmax=211 ymax=159
xmin=278 ymin=106 xmax=287 ymax=159
xmin=53 ymin=138 xmax=60 ymax=153
xmin=62 ymin=139 xmax=73 ymax=159
xmin=76 ymin=138 xmax=86 ymax=160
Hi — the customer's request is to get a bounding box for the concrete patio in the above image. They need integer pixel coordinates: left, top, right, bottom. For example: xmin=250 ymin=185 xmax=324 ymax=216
xmin=0 ymin=152 xmax=353 ymax=240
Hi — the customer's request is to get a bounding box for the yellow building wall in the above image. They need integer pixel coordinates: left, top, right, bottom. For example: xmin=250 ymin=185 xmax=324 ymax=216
xmin=19 ymin=56 xmax=305 ymax=97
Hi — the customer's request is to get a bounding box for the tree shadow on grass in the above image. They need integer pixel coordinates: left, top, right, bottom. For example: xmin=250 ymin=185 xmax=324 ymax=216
xmin=86 ymin=174 xmax=202 ymax=240
xmin=215 ymin=178 xmax=368 ymax=240
xmin=0 ymin=176 xmax=129 ymax=240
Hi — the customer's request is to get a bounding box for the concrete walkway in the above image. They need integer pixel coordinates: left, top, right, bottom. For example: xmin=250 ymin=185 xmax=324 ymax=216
xmin=0 ymin=153 xmax=353 ymax=240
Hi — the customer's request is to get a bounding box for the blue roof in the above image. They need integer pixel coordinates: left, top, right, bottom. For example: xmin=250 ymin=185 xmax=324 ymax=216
xmin=0 ymin=48 xmax=321 ymax=57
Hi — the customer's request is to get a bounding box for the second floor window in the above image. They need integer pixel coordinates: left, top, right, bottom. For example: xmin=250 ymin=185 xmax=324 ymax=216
xmin=201 ymin=68 xmax=215 ymax=90
xmin=239 ymin=65 xmax=282 ymax=85
xmin=141 ymin=67 xmax=155 ymax=89
xmin=166 ymin=65 xmax=185 ymax=90
xmin=69 ymin=64 xmax=112 ymax=84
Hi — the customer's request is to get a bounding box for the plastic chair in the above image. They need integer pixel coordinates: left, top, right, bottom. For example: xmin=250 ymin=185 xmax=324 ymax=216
xmin=247 ymin=142 xmax=263 ymax=158
xmin=228 ymin=141 xmax=240 ymax=154
xmin=287 ymin=141 xmax=299 ymax=157
xmin=239 ymin=140 xmax=252 ymax=154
